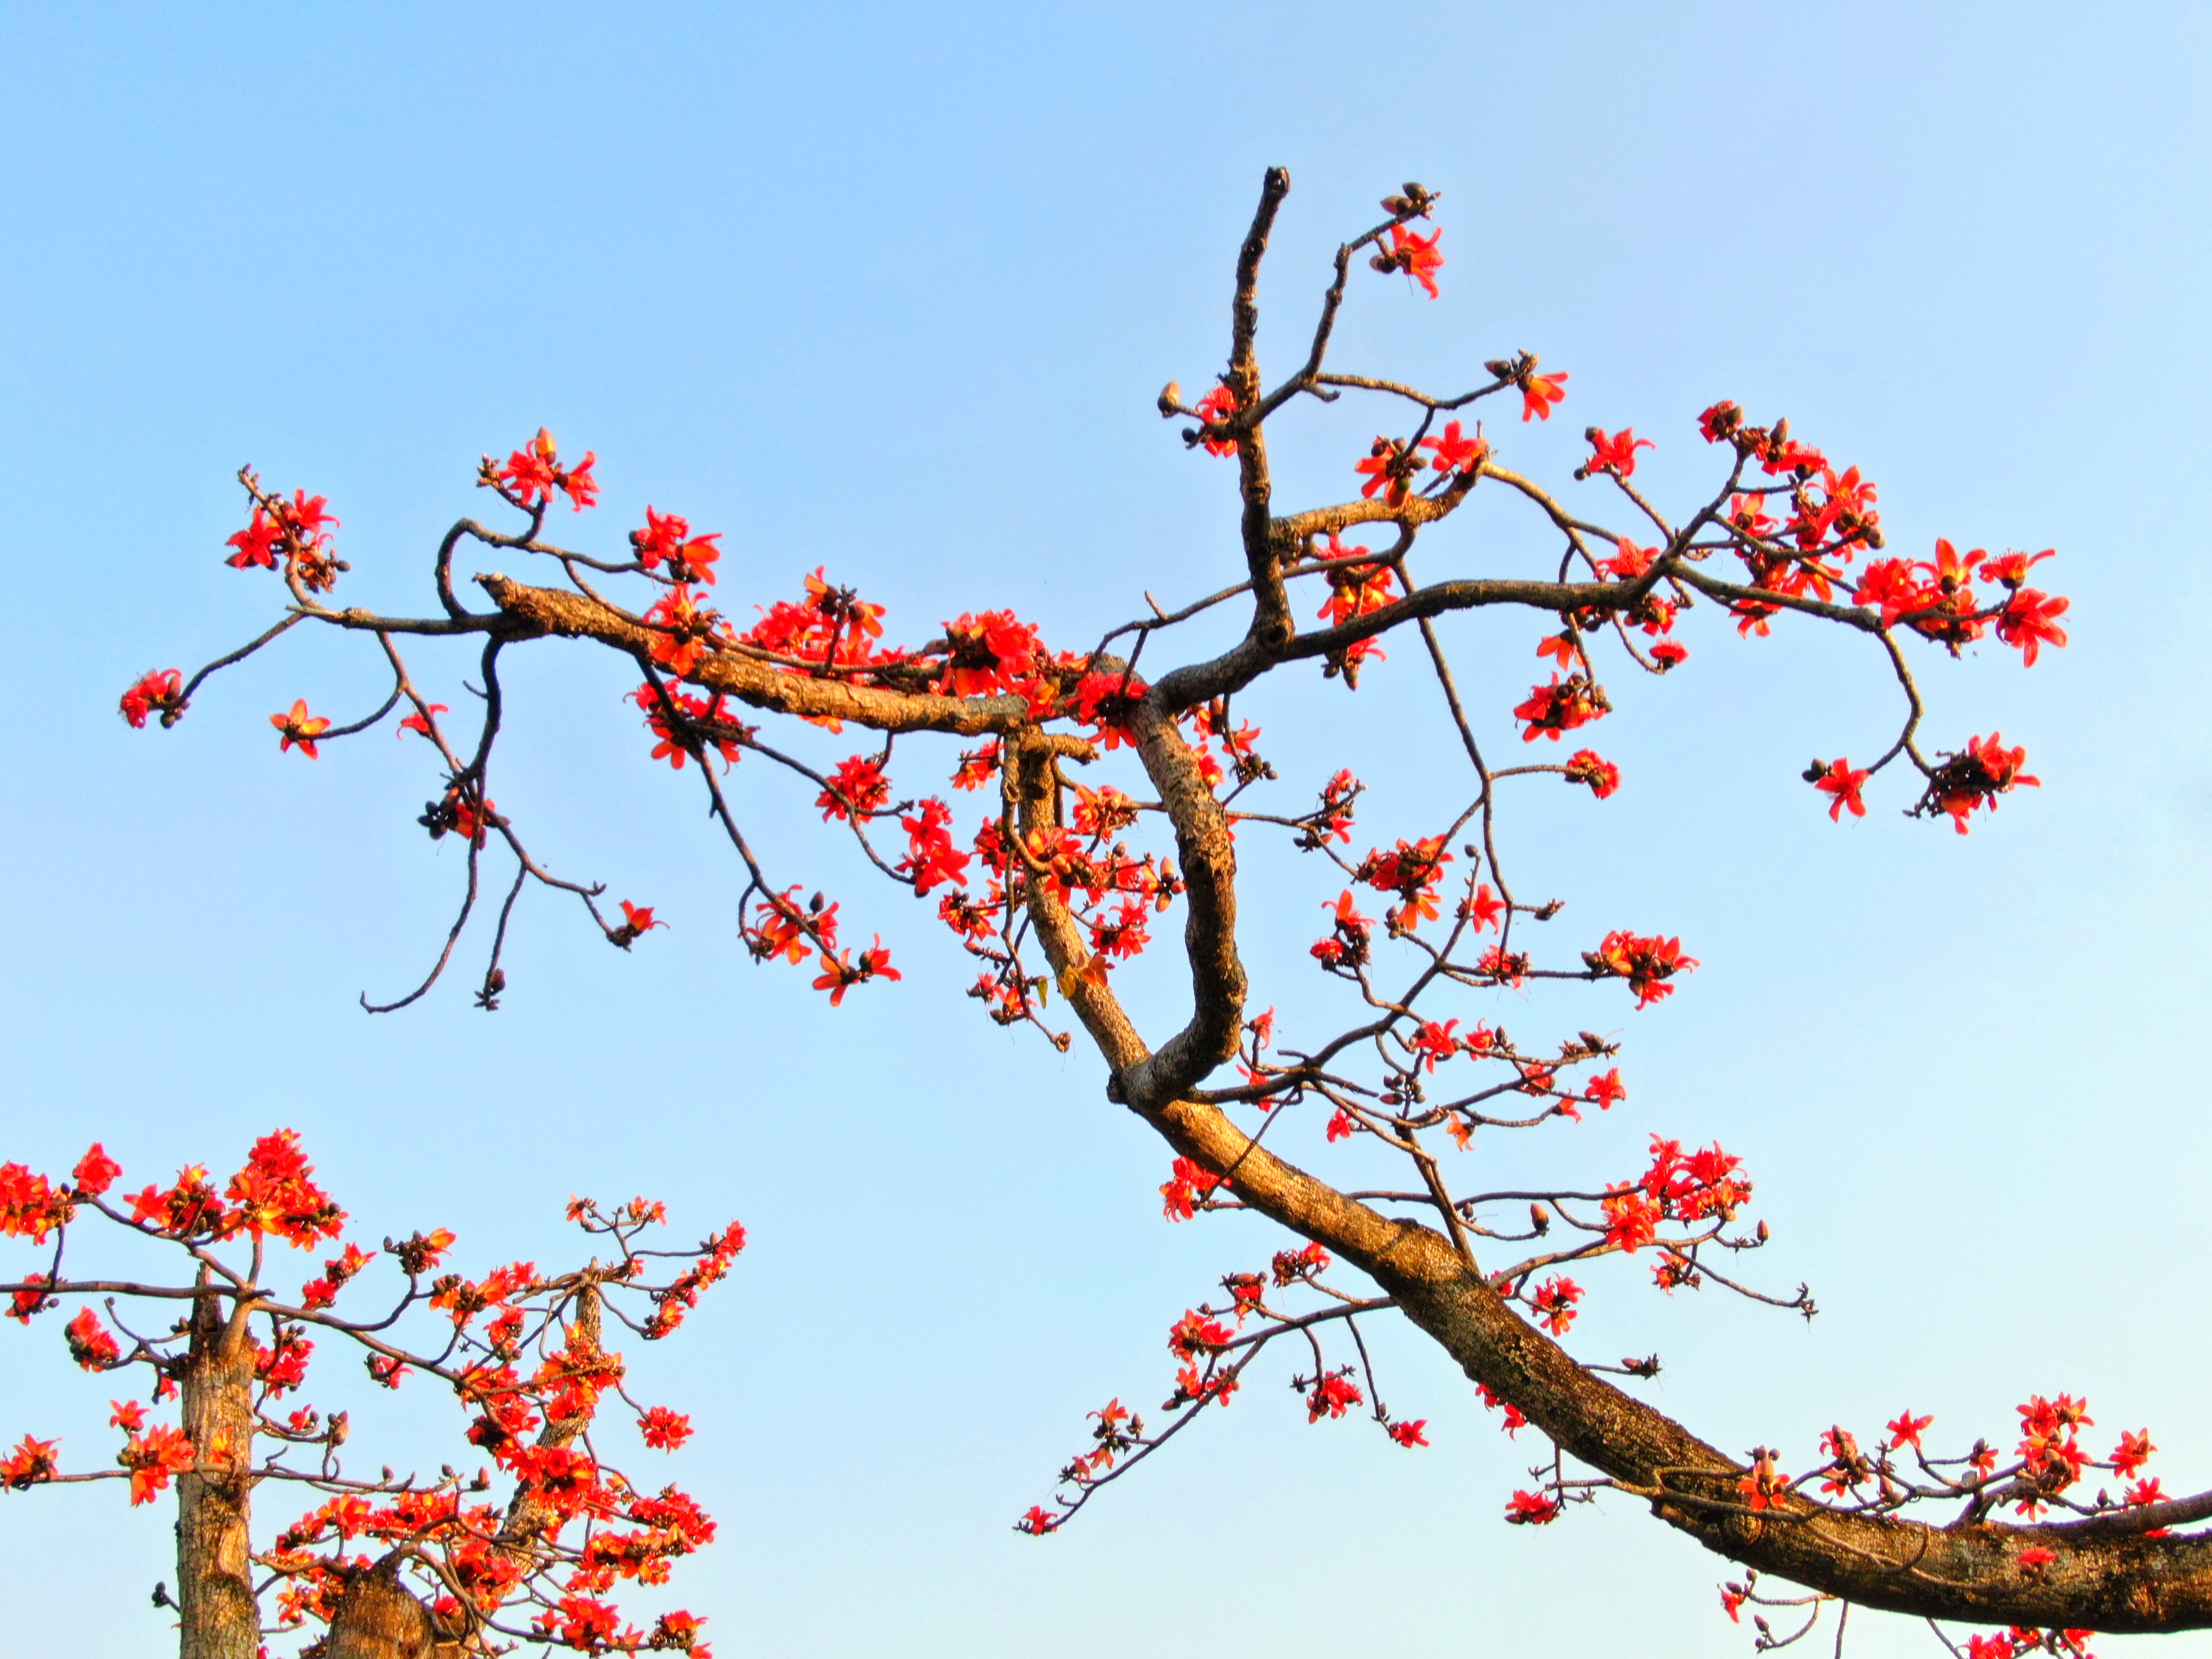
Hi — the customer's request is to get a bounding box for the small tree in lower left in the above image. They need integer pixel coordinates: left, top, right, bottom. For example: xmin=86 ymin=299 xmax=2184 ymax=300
xmin=0 ymin=1132 xmax=742 ymax=1658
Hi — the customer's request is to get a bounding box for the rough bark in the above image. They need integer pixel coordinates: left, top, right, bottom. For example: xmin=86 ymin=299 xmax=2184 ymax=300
xmin=178 ymin=1284 xmax=258 ymax=1659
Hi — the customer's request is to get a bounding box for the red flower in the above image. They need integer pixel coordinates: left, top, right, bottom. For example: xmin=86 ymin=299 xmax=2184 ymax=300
xmin=1354 ymin=437 xmax=1424 ymax=506
xmin=1600 ymin=538 xmax=1653 ymax=580
xmin=1512 ymin=674 xmax=1610 ymax=742
xmin=1563 ymin=749 xmax=1619 ymax=799
xmin=1505 ymin=1489 xmax=1561 ymax=1525
xmin=1378 ymin=223 xmax=1444 ymax=298
xmin=397 ymin=702 xmax=448 ymax=740
xmin=225 ymin=508 xmax=282 ymax=570
xmin=1587 ymin=930 xmax=1698 ymax=1008
xmin=1887 ymin=1409 xmax=1933 ymax=1452
xmin=1017 ymin=1506 xmax=1060 ymax=1535
xmin=1808 ymin=758 xmax=1870 ymax=821
xmin=1583 ymin=1068 xmax=1626 ymax=1110
xmin=1159 ymin=1156 xmax=1223 ymax=1222
xmin=1528 ymin=1275 xmax=1582 ymax=1334
xmin=1520 ymin=372 xmax=1568 ymax=422
xmin=119 ymin=669 xmax=182 ymax=729
xmin=1460 ymin=883 xmax=1504 ymax=932
xmin=816 ymin=754 xmax=890 ymax=822
xmin=899 ymin=798 xmax=971 ymax=895
xmin=556 ymin=450 xmax=598 ymax=511
xmin=67 ymin=1307 xmax=120 ymax=1370
xmin=1193 ymin=384 xmax=1239 ymax=457
xmin=269 ymin=698 xmax=332 ymax=759
xmin=609 ymin=900 xmax=665 ymax=951
xmin=119 ymin=1423 xmax=196 ymax=1505
xmin=1602 ymin=1188 xmax=1658 ymax=1252
xmin=632 ymin=507 xmax=723 ymax=584
xmin=1915 ymin=732 xmax=2039 ymax=834
xmin=1070 ymin=670 xmax=1147 ymax=749
xmin=938 ymin=611 xmax=1043 ymax=698
xmin=643 ymin=586 xmax=726 ymax=678
xmin=1979 ymin=548 xmax=2056 ymax=588
xmin=1580 ymin=427 xmax=1653 ymax=478
xmin=2112 ymin=1429 xmax=2157 ymax=1478
xmin=811 ymin=938 xmax=900 ymax=1006
xmin=1306 ymin=1371 xmax=1364 ymax=1421
xmin=1 ymin=1434 xmax=59 ymax=1490
xmin=497 ymin=428 xmax=597 ymax=510
xmin=1736 ymin=1451 xmax=1788 ymax=1512
xmin=1167 ymin=1309 xmax=1233 ymax=1359
xmin=639 ymin=1406 xmax=693 ymax=1450
xmin=1316 ymin=546 xmax=1398 ymax=627
xmin=1997 ymin=587 xmax=2069 ymax=666
xmin=1387 ymin=1418 xmax=1430 ymax=1448
xmin=73 ymin=1144 xmax=121 ymax=1197
xmin=1420 ymin=419 xmax=1485 ymax=476
xmin=1648 ymin=640 xmax=1688 ymax=669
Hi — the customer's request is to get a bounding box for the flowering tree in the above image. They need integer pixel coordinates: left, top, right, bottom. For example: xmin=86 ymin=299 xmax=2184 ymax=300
xmin=1 ymin=1132 xmax=740 ymax=1658
xmin=96 ymin=167 xmax=2191 ymax=1655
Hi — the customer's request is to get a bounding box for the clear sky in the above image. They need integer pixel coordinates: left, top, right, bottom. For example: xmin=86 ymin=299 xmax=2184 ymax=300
xmin=3 ymin=4 xmax=2210 ymax=1656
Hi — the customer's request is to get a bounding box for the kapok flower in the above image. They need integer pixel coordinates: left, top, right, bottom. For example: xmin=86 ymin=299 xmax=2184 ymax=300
xmin=270 ymin=700 xmax=332 ymax=759
xmin=1528 ymin=1275 xmax=1582 ymax=1334
xmin=1306 ymin=1370 xmax=1364 ymax=1421
xmin=1373 ymin=223 xmax=1444 ymax=298
xmin=1420 ymin=419 xmax=1485 ymax=476
xmin=1193 ymin=384 xmax=1239 ymax=457
xmin=811 ymin=938 xmax=900 ymax=1006
xmin=0 ymin=1434 xmax=59 ymax=1490
xmin=1887 ymin=1410 xmax=1934 ymax=1452
xmin=1996 ymin=588 xmax=2069 ymax=666
xmin=1520 ymin=372 xmax=1568 ymax=422
xmin=1914 ymin=733 xmax=2039 ymax=834
xmin=1354 ymin=437 xmax=1424 ymax=506
xmin=1563 ymin=749 xmax=1620 ymax=799
xmin=1512 ymin=674 xmax=1610 ymax=742
xmin=609 ymin=901 xmax=665 ymax=950
xmin=1807 ymin=758 xmax=1870 ymax=821
xmin=1579 ymin=427 xmax=1653 ymax=478
xmin=1505 ymin=1489 xmax=1561 ymax=1525
xmin=1738 ymin=1449 xmax=1788 ymax=1512
xmin=1587 ymin=930 xmax=1698 ymax=1007
xmin=119 ymin=669 xmax=182 ymax=730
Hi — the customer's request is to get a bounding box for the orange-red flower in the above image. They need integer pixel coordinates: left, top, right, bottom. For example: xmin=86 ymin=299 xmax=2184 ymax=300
xmin=1581 ymin=427 xmax=1652 ymax=478
xmin=1809 ymin=758 xmax=1870 ymax=821
xmin=1588 ymin=930 xmax=1698 ymax=1007
xmin=119 ymin=669 xmax=182 ymax=729
xmin=0 ymin=1434 xmax=59 ymax=1490
xmin=1506 ymin=1489 xmax=1560 ymax=1524
xmin=1376 ymin=223 xmax=1444 ymax=298
xmin=632 ymin=507 xmax=722 ymax=583
xmin=1420 ymin=419 xmax=1485 ymax=476
xmin=270 ymin=699 xmax=332 ymax=759
xmin=811 ymin=938 xmax=900 ymax=1006
xmin=1997 ymin=588 xmax=2069 ymax=666
xmin=1563 ymin=749 xmax=1619 ymax=799
xmin=1193 ymin=384 xmax=1239 ymax=457
xmin=1520 ymin=372 xmax=1568 ymax=422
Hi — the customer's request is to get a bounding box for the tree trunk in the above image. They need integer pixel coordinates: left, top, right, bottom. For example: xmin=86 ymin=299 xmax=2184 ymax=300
xmin=177 ymin=1284 xmax=257 ymax=1659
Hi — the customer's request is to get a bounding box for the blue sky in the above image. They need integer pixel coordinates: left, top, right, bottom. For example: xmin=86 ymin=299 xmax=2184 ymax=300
xmin=3 ymin=4 xmax=2210 ymax=1655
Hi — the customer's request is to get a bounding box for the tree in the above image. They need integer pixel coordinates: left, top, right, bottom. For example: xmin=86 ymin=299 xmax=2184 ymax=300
xmin=86 ymin=168 xmax=2194 ymax=1653
xmin=1 ymin=1131 xmax=740 ymax=1657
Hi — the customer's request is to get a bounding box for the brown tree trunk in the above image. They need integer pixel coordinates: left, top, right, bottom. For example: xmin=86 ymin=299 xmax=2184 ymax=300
xmin=177 ymin=1282 xmax=257 ymax=1659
